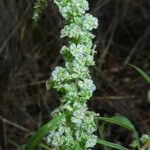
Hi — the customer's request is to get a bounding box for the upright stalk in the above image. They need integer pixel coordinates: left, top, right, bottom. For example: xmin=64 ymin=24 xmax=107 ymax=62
xmin=34 ymin=0 xmax=99 ymax=149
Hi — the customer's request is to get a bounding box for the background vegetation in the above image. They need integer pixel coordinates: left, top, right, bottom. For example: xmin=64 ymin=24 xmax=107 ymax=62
xmin=0 ymin=0 xmax=150 ymax=149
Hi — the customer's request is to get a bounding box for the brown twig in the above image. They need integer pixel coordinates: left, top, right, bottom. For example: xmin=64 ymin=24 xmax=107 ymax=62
xmin=0 ymin=115 xmax=30 ymax=133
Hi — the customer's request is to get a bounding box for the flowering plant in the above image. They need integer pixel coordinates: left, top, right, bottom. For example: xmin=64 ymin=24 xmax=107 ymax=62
xmin=26 ymin=0 xmax=139 ymax=150
xmin=45 ymin=0 xmax=98 ymax=149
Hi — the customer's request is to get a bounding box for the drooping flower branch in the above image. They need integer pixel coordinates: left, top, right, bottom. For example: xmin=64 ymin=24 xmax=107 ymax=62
xmin=33 ymin=0 xmax=49 ymax=23
xmin=34 ymin=0 xmax=99 ymax=149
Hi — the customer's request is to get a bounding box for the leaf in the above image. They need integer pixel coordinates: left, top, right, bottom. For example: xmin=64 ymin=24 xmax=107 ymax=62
xmin=98 ymin=123 xmax=109 ymax=150
xmin=95 ymin=115 xmax=136 ymax=132
xmin=97 ymin=139 xmax=129 ymax=150
xmin=39 ymin=143 xmax=51 ymax=150
xmin=129 ymin=64 xmax=150 ymax=84
xmin=26 ymin=114 xmax=66 ymax=150
xmin=74 ymin=142 xmax=81 ymax=150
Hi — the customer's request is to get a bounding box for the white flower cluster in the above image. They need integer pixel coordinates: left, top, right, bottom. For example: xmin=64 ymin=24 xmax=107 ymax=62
xmin=83 ymin=14 xmax=99 ymax=31
xmin=54 ymin=0 xmax=89 ymax=19
xmin=140 ymin=134 xmax=150 ymax=149
xmin=60 ymin=43 xmax=96 ymax=66
xmin=46 ymin=103 xmax=97 ymax=149
xmin=46 ymin=0 xmax=99 ymax=149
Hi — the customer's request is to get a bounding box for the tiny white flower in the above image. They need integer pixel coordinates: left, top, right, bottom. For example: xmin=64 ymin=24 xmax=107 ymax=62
xmin=86 ymin=135 xmax=97 ymax=148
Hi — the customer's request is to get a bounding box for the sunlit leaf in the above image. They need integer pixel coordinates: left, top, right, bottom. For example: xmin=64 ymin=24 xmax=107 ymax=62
xmin=95 ymin=115 xmax=136 ymax=132
xmin=26 ymin=114 xmax=66 ymax=150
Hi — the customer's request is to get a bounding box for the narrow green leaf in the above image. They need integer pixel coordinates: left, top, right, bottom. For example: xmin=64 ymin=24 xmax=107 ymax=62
xmin=98 ymin=123 xmax=109 ymax=150
xmin=74 ymin=142 xmax=81 ymax=150
xmin=39 ymin=143 xmax=51 ymax=150
xmin=95 ymin=115 xmax=136 ymax=132
xmin=26 ymin=114 xmax=66 ymax=150
xmin=129 ymin=64 xmax=150 ymax=83
xmin=97 ymin=139 xmax=129 ymax=150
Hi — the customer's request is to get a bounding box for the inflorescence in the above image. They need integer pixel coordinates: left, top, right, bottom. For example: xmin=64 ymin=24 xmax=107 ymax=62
xmin=34 ymin=0 xmax=99 ymax=149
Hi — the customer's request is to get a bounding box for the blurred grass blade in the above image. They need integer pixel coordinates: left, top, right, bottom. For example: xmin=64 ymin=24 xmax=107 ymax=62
xmin=26 ymin=114 xmax=66 ymax=150
xmin=97 ymin=139 xmax=129 ymax=150
xmin=74 ymin=142 xmax=81 ymax=150
xmin=39 ymin=143 xmax=51 ymax=150
xmin=95 ymin=115 xmax=136 ymax=132
xmin=129 ymin=64 xmax=150 ymax=83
